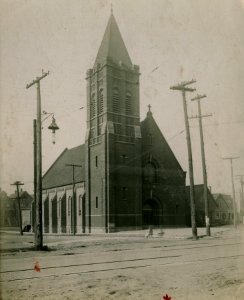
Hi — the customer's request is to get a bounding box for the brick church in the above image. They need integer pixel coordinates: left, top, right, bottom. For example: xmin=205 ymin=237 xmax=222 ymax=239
xmin=42 ymin=12 xmax=187 ymax=233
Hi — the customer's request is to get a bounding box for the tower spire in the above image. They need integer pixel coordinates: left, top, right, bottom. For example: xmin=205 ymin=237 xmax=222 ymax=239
xmin=94 ymin=13 xmax=132 ymax=67
xmin=110 ymin=3 xmax=113 ymax=15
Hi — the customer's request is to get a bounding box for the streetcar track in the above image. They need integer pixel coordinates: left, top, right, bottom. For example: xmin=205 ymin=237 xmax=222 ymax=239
xmin=0 ymin=254 xmax=181 ymax=274
xmin=1 ymin=241 xmax=242 ymax=274
xmin=1 ymin=254 xmax=243 ymax=283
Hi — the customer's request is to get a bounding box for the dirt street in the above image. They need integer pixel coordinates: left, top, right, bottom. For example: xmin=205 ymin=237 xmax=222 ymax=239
xmin=0 ymin=226 xmax=244 ymax=300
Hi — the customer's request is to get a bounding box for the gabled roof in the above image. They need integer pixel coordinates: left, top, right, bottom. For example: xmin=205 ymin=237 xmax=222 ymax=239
xmin=42 ymin=144 xmax=85 ymax=190
xmin=9 ymin=190 xmax=33 ymax=201
xmin=213 ymin=193 xmax=233 ymax=209
xmin=186 ymin=184 xmax=218 ymax=208
xmin=94 ymin=13 xmax=132 ymax=67
xmin=140 ymin=111 xmax=184 ymax=174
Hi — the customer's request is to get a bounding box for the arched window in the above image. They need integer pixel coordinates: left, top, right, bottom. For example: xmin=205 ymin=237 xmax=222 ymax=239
xmin=90 ymin=93 xmax=96 ymax=118
xmin=68 ymin=196 xmax=72 ymax=216
xmin=113 ymin=88 xmax=119 ymax=113
xmin=125 ymin=92 xmax=132 ymax=115
xmin=78 ymin=195 xmax=82 ymax=216
xmin=98 ymin=89 xmax=104 ymax=114
xmin=144 ymin=162 xmax=157 ymax=183
xmin=58 ymin=197 xmax=62 ymax=217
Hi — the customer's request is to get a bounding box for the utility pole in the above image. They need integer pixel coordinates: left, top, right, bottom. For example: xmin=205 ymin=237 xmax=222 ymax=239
xmin=236 ymin=175 xmax=244 ymax=224
xmin=170 ymin=80 xmax=197 ymax=240
xmin=223 ymin=157 xmax=239 ymax=228
xmin=11 ymin=181 xmax=24 ymax=235
xmin=190 ymin=94 xmax=212 ymax=236
xmin=33 ymin=119 xmax=37 ymax=232
xmin=66 ymin=164 xmax=83 ymax=235
xmin=26 ymin=70 xmax=49 ymax=250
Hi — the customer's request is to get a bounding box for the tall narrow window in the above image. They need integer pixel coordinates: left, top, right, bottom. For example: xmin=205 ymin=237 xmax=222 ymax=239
xmin=79 ymin=195 xmax=82 ymax=216
xmin=126 ymin=126 xmax=134 ymax=137
xmin=98 ymin=89 xmax=104 ymax=114
xmin=95 ymin=196 xmax=98 ymax=209
xmin=125 ymin=92 xmax=132 ymax=115
xmin=175 ymin=204 xmax=179 ymax=214
xmin=114 ymin=123 xmax=122 ymax=135
xmin=144 ymin=162 xmax=157 ymax=183
xmin=122 ymin=187 xmax=127 ymax=200
xmin=95 ymin=156 xmax=98 ymax=167
xmin=90 ymin=93 xmax=96 ymax=118
xmin=68 ymin=196 xmax=72 ymax=216
xmin=113 ymin=88 xmax=119 ymax=113
xmin=59 ymin=197 xmax=61 ymax=217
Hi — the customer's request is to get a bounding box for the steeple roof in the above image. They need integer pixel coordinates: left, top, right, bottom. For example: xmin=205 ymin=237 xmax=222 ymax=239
xmin=94 ymin=13 xmax=132 ymax=67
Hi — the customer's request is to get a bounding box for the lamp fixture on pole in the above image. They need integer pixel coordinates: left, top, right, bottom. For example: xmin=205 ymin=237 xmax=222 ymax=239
xmin=42 ymin=111 xmax=60 ymax=144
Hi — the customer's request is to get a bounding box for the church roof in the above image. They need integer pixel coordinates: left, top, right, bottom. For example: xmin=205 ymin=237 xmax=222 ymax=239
xmin=94 ymin=13 xmax=132 ymax=67
xmin=141 ymin=111 xmax=185 ymax=174
xmin=186 ymin=184 xmax=218 ymax=208
xmin=42 ymin=144 xmax=85 ymax=190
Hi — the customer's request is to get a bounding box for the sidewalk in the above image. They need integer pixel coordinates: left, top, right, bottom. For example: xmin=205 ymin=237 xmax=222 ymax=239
xmin=0 ymin=226 xmax=234 ymax=252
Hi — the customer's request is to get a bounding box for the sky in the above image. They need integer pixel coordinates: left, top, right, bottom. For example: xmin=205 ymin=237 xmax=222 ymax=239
xmin=1 ymin=0 xmax=244 ymax=208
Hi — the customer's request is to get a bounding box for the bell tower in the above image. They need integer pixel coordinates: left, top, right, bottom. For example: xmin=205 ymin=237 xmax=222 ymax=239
xmin=85 ymin=12 xmax=142 ymax=232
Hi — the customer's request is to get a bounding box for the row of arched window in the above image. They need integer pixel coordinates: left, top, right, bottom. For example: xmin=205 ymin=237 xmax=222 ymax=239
xmin=90 ymin=88 xmax=133 ymax=118
xmin=113 ymin=88 xmax=133 ymax=115
xmin=91 ymin=90 xmax=104 ymax=118
xmin=57 ymin=195 xmax=84 ymax=217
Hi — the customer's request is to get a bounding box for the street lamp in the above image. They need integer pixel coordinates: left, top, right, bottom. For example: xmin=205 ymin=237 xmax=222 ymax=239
xmin=27 ymin=70 xmax=59 ymax=250
xmin=33 ymin=112 xmax=59 ymax=235
xmin=42 ymin=111 xmax=60 ymax=144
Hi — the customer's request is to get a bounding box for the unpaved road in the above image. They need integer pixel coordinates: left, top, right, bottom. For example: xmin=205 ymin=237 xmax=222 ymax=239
xmin=0 ymin=227 xmax=244 ymax=300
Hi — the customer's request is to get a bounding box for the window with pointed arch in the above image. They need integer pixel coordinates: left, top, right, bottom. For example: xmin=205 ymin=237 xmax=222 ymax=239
xmin=125 ymin=92 xmax=132 ymax=115
xmin=78 ymin=195 xmax=82 ymax=216
xmin=113 ymin=88 xmax=120 ymax=113
xmin=58 ymin=197 xmax=62 ymax=217
xmin=68 ymin=196 xmax=72 ymax=216
xmin=144 ymin=162 xmax=157 ymax=183
xmin=90 ymin=93 xmax=96 ymax=118
xmin=98 ymin=89 xmax=104 ymax=114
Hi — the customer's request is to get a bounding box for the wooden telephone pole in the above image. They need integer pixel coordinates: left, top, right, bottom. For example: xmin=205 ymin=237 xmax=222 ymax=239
xmin=170 ymin=80 xmax=197 ymax=240
xmin=223 ymin=157 xmax=239 ymax=228
xmin=236 ymin=175 xmax=244 ymax=224
xmin=26 ymin=70 xmax=49 ymax=250
xmin=11 ymin=181 xmax=24 ymax=235
xmin=33 ymin=119 xmax=37 ymax=232
xmin=66 ymin=164 xmax=83 ymax=235
xmin=190 ymin=94 xmax=212 ymax=236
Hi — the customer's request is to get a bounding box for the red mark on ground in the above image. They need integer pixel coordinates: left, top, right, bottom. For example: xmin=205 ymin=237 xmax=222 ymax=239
xmin=34 ymin=261 xmax=41 ymax=272
xmin=163 ymin=294 xmax=171 ymax=300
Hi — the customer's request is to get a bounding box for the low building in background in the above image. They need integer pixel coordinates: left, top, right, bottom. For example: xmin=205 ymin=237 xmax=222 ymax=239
xmin=212 ymin=193 xmax=234 ymax=225
xmin=0 ymin=188 xmax=32 ymax=229
xmin=186 ymin=185 xmax=218 ymax=227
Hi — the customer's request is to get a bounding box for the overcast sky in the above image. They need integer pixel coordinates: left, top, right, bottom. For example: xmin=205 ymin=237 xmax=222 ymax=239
xmin=1 ymin=0 xmax=244 ymax=208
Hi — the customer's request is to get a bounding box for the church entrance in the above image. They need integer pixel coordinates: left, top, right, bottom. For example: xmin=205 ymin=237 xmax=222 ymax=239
xmin=142 ymin=198 xmax=162 ymax=228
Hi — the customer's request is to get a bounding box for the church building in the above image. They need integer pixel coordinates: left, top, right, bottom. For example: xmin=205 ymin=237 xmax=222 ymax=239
xmin=42 ymin=13 xmax=187 ymax=233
